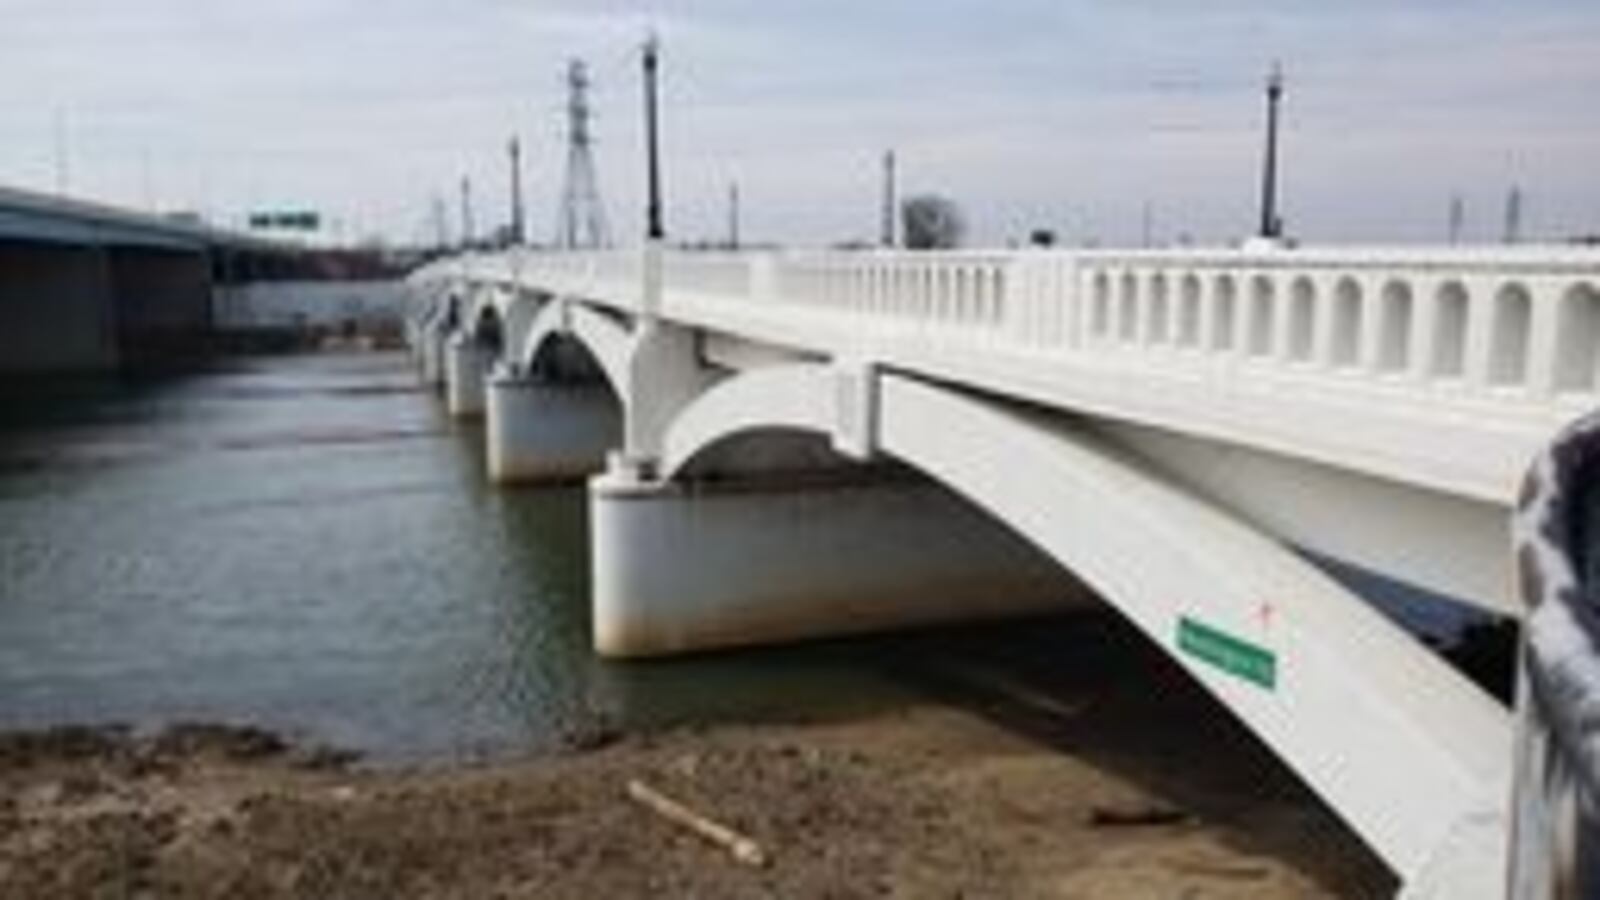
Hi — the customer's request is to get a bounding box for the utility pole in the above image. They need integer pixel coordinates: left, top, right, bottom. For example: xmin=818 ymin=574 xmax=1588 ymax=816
xmin=508 ymin=136 xmax=526 ymax=246
xmin=642 ymin=34 xmax=665 ymax=242
xmin=1448 ymin=193 xmax=1465 ymax=245
xmin=881 ymin=150 xmax=897 ymax=248
xmin=459 ymin=175 xmax=475 ymax=248
xmin=728 ymin=181 xmax=741 ymax=250
xmin=1257 ymin=62 xmax=1285 ymax=240
xmin=1503 ymin=186 xmax=1524 ymax=245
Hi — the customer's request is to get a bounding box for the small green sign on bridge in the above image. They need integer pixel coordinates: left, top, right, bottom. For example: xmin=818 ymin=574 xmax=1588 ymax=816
xmin=1177 ymin=616 xmax=1277 ymax=690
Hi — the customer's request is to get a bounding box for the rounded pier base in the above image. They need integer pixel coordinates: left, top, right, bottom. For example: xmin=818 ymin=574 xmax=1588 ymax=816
xmin=486 ymin=372 xmax=621 ymax=484
xmin=420 ymin=326 xmax=447 ymax=388
xmin=590 ymin=462 xmax=1093 ymax=658
xmin=445 ymin=335 xmax=490 ymax=418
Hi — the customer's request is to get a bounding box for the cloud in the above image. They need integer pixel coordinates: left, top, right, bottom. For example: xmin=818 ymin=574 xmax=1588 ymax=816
xmin=0 ymin=0 xmax=1594 ymax=245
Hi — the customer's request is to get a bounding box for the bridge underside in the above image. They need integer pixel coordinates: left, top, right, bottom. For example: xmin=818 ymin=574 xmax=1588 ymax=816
xmin=0 ymin=239 xmax=214 ymax=375
xmin=413 ymin=282 xmax=1516 ymax=897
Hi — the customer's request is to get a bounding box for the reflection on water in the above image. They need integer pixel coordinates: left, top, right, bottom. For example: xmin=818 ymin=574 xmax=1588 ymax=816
xmin=0 ymin=353 xmax=936 ymax=763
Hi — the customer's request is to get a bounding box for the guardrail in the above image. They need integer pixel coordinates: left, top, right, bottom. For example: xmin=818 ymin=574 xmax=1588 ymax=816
xmin=434 ymin=244 xmax=1600 ymax=417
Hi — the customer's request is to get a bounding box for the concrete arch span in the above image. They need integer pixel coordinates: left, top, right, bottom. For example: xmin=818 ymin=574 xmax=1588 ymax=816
xmin=655 ymin=362 xmax=1509 ymax=893
xmin=661 ymin=364 xmax=838 ymax=479
xmin=518 ymin=298 xmax=634 ymax=398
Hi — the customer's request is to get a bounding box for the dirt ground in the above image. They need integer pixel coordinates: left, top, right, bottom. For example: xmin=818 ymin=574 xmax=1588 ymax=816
xmin=0 ymin=662 xmax=1395 ymax=900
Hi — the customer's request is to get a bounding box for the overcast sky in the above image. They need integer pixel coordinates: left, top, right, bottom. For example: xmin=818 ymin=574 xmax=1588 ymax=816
xmin=1 ymin=0 xmax=1596 ymax=247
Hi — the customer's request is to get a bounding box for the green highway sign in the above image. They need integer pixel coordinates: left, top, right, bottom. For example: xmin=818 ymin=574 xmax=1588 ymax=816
xmin=248 ymin=211 xmax=320 ymax=231
xmin=1177 ymin=616 xmax=1277 ymax=690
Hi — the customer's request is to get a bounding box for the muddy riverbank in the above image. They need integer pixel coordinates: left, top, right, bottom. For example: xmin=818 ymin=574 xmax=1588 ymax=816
xmin=0 ymin=660 xmax=1394 ymax=899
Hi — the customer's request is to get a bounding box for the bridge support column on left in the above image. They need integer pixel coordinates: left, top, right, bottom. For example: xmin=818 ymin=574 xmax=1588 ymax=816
xmin=445 ymin=334 xmax=491 ymax=418
xmin=486 ymin=369 xmax=620 ymax=484
xmin=589 ymin=457 xmax=1092 ymax=658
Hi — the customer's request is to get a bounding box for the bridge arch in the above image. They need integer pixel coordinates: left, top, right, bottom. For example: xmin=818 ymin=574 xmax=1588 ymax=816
xmin=517 ymin=298 xmax=633 ymax=399
xmin=661 ymin=365 xmax=837 ymax=479
xmin=656 ymin=363 xmax=1507 ymax=887
xmin=470 ymin=301 xmax=505 ymax=358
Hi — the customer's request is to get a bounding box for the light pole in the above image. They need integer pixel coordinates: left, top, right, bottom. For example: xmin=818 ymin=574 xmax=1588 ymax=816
xmin=643 ymin=33 xmax=664 ymax=242
xmin=1258 ymin=62 xmax=1284 ymax=240
xmin=882 ymin=150 xmax=897 ymax=248
xmin=508 ymin=137 xmax=526 ymax=246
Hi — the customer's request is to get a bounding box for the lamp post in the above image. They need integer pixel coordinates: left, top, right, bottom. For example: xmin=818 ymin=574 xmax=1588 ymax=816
xmin=643 ymin=33 xmax=664 ymax=242
xmin=882 ymin=150 xmax=897 ymax=248
xmin=1258 ymin=62 xmax=1284 ymax=241
xmin=508 ymin=137 xmax=525 ymax=246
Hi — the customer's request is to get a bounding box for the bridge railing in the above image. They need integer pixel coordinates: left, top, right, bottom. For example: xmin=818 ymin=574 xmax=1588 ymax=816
xmin=1068 ymin=250 xmax=1600 ymax=410
xmin=649 ymin=247 xmax=1600 ymax=413
xmin=662 ymin=252 xmax=755 ymax=301
xmin=763 ymin=251 xmax=1025 ymax=338
xmin=484 ymin=249 xmax=643 ymax=311
xmin=437 ymin=243 xmax=1600 ymax=422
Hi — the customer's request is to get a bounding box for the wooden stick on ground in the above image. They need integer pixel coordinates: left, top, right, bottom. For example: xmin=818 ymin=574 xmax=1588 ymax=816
xmin=626 ymin=779 xmax=769 ymax=868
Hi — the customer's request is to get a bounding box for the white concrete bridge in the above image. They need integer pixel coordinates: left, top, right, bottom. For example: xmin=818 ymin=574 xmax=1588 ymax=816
xmin=409 ymin=241 xmax=1600 ymax=898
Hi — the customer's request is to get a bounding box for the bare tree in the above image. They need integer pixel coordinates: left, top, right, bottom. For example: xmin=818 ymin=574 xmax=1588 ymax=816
xmin=901 ymin=194 xmax=965 ymax=250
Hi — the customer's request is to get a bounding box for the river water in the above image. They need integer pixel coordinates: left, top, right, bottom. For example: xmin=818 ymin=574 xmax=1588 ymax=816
xmin=0 ymin=352 xmax=963 ymax=763
xmin=0 ymin=350 xmax=1507 ymax=765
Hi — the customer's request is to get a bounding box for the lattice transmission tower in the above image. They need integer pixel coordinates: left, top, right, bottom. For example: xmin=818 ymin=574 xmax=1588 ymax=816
xmin=555 ymin=59 xmax=611 ymax=249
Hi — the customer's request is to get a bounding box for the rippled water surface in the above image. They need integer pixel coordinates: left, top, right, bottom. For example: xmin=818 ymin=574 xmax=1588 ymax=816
xmin=0 ymin=350 xmax=1508 ymax=765
xmin=0 ymin=353 xmax=930 ymax=762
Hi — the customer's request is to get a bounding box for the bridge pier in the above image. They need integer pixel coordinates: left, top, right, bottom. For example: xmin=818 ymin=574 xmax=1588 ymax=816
xmin=445 ymin=333 xmax=491 ymax=418
xmin=589 ymin=456 xmax=1090 ymax=658
xmin=486 ymin=369 xmax=620 ymax=484
xmin=0 ymin=242 xmax=118 ymax=374
xmin=419 ymin=322 xmax=448 ymax=388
